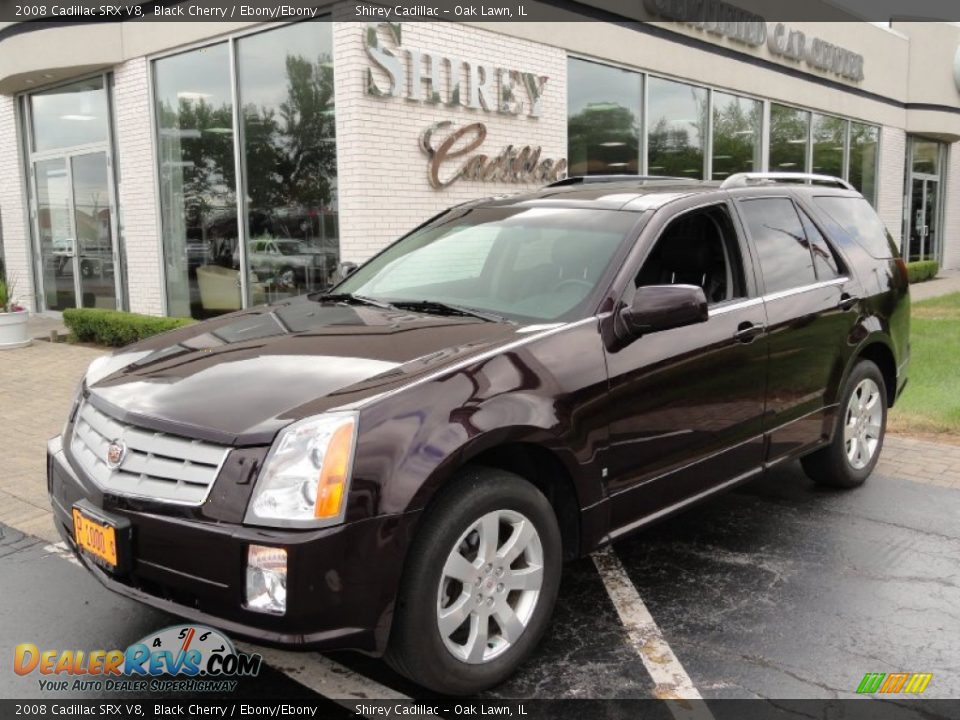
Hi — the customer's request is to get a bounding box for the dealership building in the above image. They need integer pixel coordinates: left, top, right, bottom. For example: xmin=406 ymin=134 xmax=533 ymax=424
xmin=1 ymin=5 xmax=959 ymax=318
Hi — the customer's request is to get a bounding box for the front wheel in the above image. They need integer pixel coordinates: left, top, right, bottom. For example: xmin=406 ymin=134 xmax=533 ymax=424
xmin=801 ymin=359 xmax=887 ymax=488
xmin=386 ymin=467 xmax=562 ymax=695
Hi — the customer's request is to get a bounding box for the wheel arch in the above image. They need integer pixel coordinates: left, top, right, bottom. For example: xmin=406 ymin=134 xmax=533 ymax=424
xmin=851 ymin=338 xmax=898 ymax=408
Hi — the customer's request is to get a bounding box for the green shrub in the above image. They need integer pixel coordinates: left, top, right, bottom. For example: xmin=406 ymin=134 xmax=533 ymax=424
xmin=906 ymin=260 xmax=939 ymax=284
xmin=63 ymin=308 xmax=195 ymax=347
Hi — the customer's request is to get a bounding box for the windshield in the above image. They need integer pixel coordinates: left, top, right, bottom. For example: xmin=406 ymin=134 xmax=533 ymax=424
xmin=333 ymin=207 xmax=642 ymax=323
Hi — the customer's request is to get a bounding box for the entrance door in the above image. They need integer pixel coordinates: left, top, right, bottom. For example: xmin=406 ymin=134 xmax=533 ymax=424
xmin=32 ymin=151 xmax=118 ymax=310
xmin=908 ymin=177 xmax=940 ymax=263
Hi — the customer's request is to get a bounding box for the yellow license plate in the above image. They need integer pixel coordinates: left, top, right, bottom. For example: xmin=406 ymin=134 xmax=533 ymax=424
xmin=72 ymin=508 xmax=118 ymax=568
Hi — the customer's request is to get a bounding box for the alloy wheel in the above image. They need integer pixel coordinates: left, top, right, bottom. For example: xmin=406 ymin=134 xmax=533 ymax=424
xmin=844 ymin=378 xmax=883 ymax=470
xmin=436 ymin=509 xmax=544 ymax=664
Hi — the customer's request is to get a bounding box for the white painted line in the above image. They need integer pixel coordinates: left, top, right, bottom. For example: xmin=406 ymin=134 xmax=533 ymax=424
xmin=237 ymin=643 xmax=411 ymax=717
xmin=237 ymin=643 xmax=409 ymax=701
xmin=593 ymin=545 xmax=714 ymax=717
xmin=44 ymin=541 xmax=81 ymax=567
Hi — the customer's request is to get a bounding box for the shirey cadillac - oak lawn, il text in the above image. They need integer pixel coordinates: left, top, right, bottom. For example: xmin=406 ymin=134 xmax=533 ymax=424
xmin=49 ymin=175 xmax=909 ymax=694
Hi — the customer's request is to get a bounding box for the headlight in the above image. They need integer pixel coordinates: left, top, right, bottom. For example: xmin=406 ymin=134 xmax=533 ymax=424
xmin=244 ymin=412 xmax=358 ymax=528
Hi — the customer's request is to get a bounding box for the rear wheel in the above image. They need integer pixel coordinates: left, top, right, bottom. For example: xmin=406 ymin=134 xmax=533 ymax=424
xmin=801 ymin=359 xmax=887 ymax=489
xmin=386 ymin=467 xmax=562 ymax=695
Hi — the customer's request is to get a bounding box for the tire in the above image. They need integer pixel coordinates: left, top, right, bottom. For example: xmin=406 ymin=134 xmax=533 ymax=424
xmin=801 ymin=359 xmax=887 ymax=489
xmin=386 ymin=466 xmax=562 ymax=695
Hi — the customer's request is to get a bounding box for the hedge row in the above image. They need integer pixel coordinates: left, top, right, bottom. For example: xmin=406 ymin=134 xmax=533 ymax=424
xmin=63 ymin=308 xmax=195 ymax=347
xmin=906 ymin=260 xmax=939 ymax=284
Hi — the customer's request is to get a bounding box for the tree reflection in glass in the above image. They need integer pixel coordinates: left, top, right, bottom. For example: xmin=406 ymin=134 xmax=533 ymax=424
xmin=647 ymin=77 xmax=707 ymax=179
xmin=238 ymin=22 xmax=339 ymax=302
xmin=769 ymin=104 xmax=810 ymax=173
xmin=711 ymin=92 xmax=762 ymax=180
xmin=567 ymin=59 xmax=640 ymax=175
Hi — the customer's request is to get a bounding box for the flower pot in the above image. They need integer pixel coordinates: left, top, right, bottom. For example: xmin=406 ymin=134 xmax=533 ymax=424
xmin=0 ymin=309 xmax=30 ymax=349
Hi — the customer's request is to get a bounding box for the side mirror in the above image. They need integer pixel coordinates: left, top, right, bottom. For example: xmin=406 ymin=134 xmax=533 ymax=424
xmin=337 ymin=261 xmax=358 ymax=281
xmin=617 ymin=284 xmax=708 ymax=341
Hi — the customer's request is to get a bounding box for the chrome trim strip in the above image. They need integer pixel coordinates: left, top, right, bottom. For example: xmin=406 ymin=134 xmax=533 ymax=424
xmin=708 ymin=297 xmax=765 ymax=316
xmin=763 ymin=277 xmax=849 ymax=303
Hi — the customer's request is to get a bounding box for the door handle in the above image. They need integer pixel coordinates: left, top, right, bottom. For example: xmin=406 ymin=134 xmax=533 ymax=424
xmin=839 ymin=293 xmax=859 ymax=311
xmin=734 ymin=321 xmax=764 ymax=343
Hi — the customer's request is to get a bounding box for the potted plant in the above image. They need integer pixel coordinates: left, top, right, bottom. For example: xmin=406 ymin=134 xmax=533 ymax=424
xmin=0 ymin=276 xmax=30 ymax=349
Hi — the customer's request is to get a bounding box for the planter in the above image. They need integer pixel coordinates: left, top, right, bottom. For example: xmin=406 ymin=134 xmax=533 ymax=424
xmin=0 ymin=309 xmax=30 ymax=349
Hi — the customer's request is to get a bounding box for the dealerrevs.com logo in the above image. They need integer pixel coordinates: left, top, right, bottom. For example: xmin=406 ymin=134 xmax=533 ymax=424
xmin=14 ymin=625 xmax=262 ymax=693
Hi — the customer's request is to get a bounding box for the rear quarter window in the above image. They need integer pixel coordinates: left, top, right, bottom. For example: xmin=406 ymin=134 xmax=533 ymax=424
xmin=813 ymin=196 xmax=896 ymax=259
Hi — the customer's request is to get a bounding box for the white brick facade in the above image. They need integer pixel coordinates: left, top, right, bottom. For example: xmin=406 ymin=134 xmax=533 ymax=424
xmin=0 ymin=95 xmax=34 ymax=312
xmin=876 ymin=125 xmax=906 ymax=247
xmin=332 ymin=21 xmax=567 ymax=263
xmin=114 ymin=58 xmax=165 ymax=316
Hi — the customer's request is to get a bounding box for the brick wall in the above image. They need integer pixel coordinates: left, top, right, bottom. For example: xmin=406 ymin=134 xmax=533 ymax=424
xmin=876 ymin=125 xmax=906 ymax=249
xmin=0 ymin=96 xmax=34 ymax=312
xmin=114 ymin=58 xmax=165 ymax=316
xmin=942 ymin=143 xmax=960 ymax=270
xmin=331 ymin=20 xmax=568 ymax=263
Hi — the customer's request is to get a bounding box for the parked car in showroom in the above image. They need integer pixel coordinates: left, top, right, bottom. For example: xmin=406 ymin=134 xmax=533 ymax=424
xmin=235 ymin=237 xmax=338 ymax=289
xmin=49 ymin=173 xmax=909 ymax=694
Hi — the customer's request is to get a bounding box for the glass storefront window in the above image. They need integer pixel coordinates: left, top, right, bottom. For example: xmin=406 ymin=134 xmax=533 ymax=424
xmin=811 ymin=114 xmax=846 ymax=178
xmin=711 ymin=92 xmax=761 ymax=179
xmin=567 ymin=59 xmax=641 ymax=175
xmin=155 ymin=43 xmax=238 ymax=318
xmin=849 ymin=122 xmax=879 ymax=205
xmin=236 ymin=21 xmax=338 ymax=303
xmin=769 ymin=104 xmax=810 ymax=172
xmin=911 ymin=138 xmax=940 ymax=176
xmin=29 ymin=77 xmax=109 ymax=153
xmin=647 ymin=77 xmax=707 ymax=179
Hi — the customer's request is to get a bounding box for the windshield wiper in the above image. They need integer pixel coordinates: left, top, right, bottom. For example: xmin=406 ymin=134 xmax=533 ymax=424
xmin=390 ymin=299 xmax=510 ymax=323
xmin=315 ymin=292 xmax=394 ymax=310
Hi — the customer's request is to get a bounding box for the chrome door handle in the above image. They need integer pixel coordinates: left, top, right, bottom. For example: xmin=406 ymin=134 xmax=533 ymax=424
xmin=839 ymin=293 xmax=860 ymax=311
xmin=734 ymin=322 xmax=764 ymax=343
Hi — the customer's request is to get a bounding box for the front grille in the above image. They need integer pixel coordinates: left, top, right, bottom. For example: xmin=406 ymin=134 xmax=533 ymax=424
xmin=69 ymin=400 xmax=230 ymax=505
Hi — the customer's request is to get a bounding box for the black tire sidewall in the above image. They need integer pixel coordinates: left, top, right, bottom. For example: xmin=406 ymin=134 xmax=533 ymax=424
xmin=390 ymin=468 xmax=562 ymax=695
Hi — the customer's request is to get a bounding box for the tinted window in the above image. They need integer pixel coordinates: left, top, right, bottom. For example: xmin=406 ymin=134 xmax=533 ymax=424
xmin=814 ymin=196 xmax=894 ymax=259
xmin=739 ymin=198 xmax=816 ymax=293
xmin=798 ymin=209 xmax=843 ymax=280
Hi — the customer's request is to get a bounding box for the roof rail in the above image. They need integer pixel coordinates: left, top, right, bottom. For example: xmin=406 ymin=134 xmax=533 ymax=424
xmin=547 ymin=175 xmax=694 ymax=187
xmin=719 ymin=172 xmax=855 ymax=191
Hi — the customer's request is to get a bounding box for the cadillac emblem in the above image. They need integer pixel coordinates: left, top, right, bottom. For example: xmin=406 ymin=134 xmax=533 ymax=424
xmin=106 ymin=439 xmax=127 ymax=469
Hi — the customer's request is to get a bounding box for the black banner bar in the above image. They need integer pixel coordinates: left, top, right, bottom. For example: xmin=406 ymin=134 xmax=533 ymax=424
xmin=3 ymin=0 xmax=960 ymax=24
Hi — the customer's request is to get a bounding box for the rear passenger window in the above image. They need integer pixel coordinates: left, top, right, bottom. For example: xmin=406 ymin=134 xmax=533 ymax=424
xmin=738 ymin=198 xmax=817 ymax=294
xmin=814 ymin=196 xmax=895 ymax=259
xmin=798 ymin=209 xmax=844 ymax=280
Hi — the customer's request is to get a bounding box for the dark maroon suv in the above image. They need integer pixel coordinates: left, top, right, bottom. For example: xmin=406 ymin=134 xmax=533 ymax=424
xmin=48 ymin=173 xmax=909 ymax=694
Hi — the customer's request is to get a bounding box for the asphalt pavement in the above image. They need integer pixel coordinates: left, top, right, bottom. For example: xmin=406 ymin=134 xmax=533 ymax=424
xmin=2 ymin=460 xmax=958 ymax=703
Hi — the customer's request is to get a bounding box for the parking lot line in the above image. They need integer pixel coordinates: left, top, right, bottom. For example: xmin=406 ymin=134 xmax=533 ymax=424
xmin=592 ymin=545 xmax=711 ymax=714
xmin=237 ymin=644 xmax=410 ymax=702
xmin=43 ymin=541 xmax=81 ymax=567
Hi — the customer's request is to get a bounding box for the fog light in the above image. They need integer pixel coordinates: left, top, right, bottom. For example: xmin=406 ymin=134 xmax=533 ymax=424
xmin=246 ymin=545 xmax=287 ymax=614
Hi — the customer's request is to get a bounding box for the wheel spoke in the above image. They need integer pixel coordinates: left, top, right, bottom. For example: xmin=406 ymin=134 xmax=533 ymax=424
xmin=498 ymin=520 xmax=535 ymax=565
xmin=844 ymin=417 xmax=857 ymax=443
xmin=864 ymin=389 xmax=879 ymax=412
xmin=493 ymin=603 xmax=525 ymax=643
xmin=503 ymin=564 xmax=543 ymax=591
xmin=464 ymin=614 xmax=489 ymax=663
xmin=856 ymin=440 xmax=868 ymax=467
xmin=865 ymin=421 xmax=881 ymax=439
xmin=438 ymin=593 xmax=472 ymax=638
xmin=477 ymin=513 xmax=499 ymax=564
xmin=443 ymin=551 xmax=477 ymax=583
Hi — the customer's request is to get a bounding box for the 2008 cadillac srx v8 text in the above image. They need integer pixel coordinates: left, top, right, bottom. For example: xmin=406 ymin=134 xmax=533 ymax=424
xmin=49 ymin=174 xmax=909 ymax=694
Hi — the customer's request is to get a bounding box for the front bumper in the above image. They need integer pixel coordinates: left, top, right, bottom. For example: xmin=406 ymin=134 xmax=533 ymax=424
xmin=47 ymin=436 xmax=417 ymax=654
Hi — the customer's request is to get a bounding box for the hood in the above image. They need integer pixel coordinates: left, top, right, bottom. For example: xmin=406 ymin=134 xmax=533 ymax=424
xmin=86 ymin=297 xmax=524 ymax=445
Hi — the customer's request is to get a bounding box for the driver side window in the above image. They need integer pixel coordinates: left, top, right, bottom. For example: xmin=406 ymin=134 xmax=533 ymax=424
xmin=635 ymin=204 xmax=747 ymax=306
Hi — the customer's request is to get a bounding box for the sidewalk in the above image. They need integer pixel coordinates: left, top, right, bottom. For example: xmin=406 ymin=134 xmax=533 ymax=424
xmin=910 ymin=268 xmax=960 ymax=302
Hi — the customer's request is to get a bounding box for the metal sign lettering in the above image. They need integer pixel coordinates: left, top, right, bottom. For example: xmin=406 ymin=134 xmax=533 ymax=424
xmin=364 ymin=22 xmax=548 ymax=117
xmin=420 ymin=122 xmax=567 ymax=189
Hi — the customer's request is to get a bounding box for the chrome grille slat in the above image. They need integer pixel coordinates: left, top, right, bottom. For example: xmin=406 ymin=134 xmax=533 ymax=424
xmin=69 ymin=400 xmax=230 ymax=506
